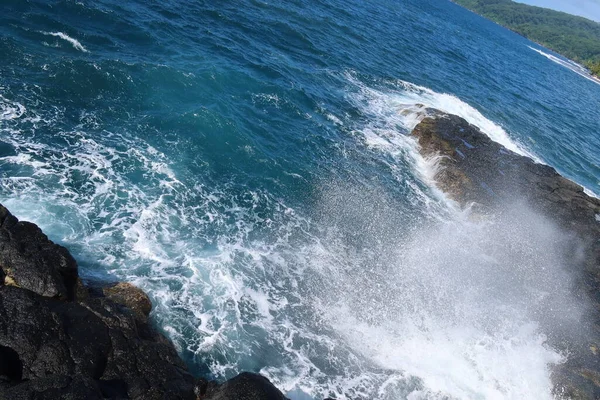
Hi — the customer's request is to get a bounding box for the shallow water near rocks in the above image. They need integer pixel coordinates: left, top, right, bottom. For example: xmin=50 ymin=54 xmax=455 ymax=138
xmin=1 ymin=0 xmax=600 ymax=398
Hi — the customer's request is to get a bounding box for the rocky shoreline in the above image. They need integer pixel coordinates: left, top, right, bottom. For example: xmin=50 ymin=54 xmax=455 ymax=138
xmin=2 ymin=110 xmax=600 ymax=399
xmin=412 ymin=111 xmax=600 ymax=399
xmin=0 ymin=205 xmax=289 ymax=399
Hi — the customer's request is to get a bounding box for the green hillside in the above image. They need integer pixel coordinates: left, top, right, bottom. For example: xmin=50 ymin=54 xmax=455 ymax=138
xmin=454 ymin=0 xmax=600 ymax=76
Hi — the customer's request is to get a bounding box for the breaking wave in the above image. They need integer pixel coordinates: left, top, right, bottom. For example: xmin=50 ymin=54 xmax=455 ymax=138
xmin=0 ymin=77 xmax=580 ymax=399
xmin=528 ymin=46 xmax=600 ymax=85
xmin=344 ymin=72 xmax=537 ymax=161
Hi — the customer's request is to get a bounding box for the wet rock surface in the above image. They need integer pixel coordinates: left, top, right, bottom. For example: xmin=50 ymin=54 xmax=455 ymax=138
xmin=197 ymin=373 xmax=288 ymax=400
xmin=102 ymin=282 xmax=153 ymax=324
xmin=0 ymin=204 xmax=288 ymax=400
xmin=0 ymin=205 xmax=78 ymax=300
xmin=412 ymin=111 xmax=600 ymax=399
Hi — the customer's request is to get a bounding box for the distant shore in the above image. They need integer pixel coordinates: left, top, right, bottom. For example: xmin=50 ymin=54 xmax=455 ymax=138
xmin=452 ymin=0 xmax=600 ymax=79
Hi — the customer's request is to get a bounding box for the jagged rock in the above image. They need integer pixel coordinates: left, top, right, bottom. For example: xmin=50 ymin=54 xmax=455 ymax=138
xmin=412 ymin=112 xmax=600 ymax=271
xmin=0 ymin=283 xmax=197 ymax=399
xmin=0 ymin=205 xmax=78 ymax=300
xmin=201 ymin=372 xmax=289 ymax=400
xmin=411 ymin=112 xmax=600 ymax=226
xmin=0 ymin=207 xmax=198 ymax=400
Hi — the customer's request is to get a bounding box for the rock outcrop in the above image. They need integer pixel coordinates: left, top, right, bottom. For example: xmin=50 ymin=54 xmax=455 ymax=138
xmin=412 ymin=111 xmax=600 ymax=281
xmin=196 ymin=373 xmax=289 ymax=400
xmin=411 ymin=111 xmax=600 ymax=399
xmin=0 ymin=204 xmax=289 ymax=400
xmin=0 ymin=206 xmax=78 ymax=300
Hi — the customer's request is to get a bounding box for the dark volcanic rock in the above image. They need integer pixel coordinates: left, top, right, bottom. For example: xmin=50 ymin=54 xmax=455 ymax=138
xmin=2 ymin=375 xmax=104 ymax=400
xmin=103 ymin=282 xmax=153 ymax=323
xmin=0 ymin=204 xmax=290 ymax=400
xmin=0 ymin=279 xmax=196 ymax=399
xmin=0 ymin=206 xmax=198 ymax=399
xmin=0 ymin=205 xmax=78 ymax=300
xmin=411 ymin=112 xmax=600 ymax=271
xmin=200 ymin=372 xmax=288 ymax=400
xmin=411 ymin=111 xmax=600 ymax=399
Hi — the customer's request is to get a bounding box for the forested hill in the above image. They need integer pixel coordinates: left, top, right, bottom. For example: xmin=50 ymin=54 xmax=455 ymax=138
xmin=453 ymin=0 xmax=600 ymax=76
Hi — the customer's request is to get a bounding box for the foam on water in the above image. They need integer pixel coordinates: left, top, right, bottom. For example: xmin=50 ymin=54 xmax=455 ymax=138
xmin=585 ymin=187 xmax=600 ymax=199
xmin=344 ymin=72 xmax=600 ymax=200
xmin=325 ymin=74 xmax=585 ymax=399
xmin=320 ymin=209 xmax=573 ymax=399
xmin=0 ymin=79 xmax=582 ymax=400
xmin=345 ymin=72 xmax=538 ymax=161
xmin=528 ymin=46 xmax=600 ymax=85
xmin=0 ymin=100 xmax=334 ymax=392
xmin=41 ymin=32 xmax=89 ymax=52
xmin=1 ymin=0 xmax=599 ymax=397
xmin=0 ymin=95 xmax=26 ymax=121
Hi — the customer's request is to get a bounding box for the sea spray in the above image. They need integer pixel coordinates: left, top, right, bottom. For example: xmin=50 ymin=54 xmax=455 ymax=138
xmin=315 ymin=182 xmax=580 ymax=399
xmin=1 ymin=78 xmax=588 ymax=399
xmin=2 ymin=0 xmax=600 ymax=397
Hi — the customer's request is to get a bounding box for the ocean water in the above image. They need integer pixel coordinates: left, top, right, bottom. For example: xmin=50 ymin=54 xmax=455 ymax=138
xmin=1 ymin=0 xmax=600 ymax=399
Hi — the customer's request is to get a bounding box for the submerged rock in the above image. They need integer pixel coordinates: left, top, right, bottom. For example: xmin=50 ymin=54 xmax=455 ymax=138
xmin=0 ymin=205 xmax=288 ymax=400
xmin=411 ymin=111 xmax=600 ymax=399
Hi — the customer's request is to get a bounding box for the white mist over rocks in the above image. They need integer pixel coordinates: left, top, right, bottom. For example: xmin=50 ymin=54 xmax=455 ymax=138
xmin=311 ymin=181 xmax=586 ymax=399
xmin=1 ymin=71 xmax=593 ymax=399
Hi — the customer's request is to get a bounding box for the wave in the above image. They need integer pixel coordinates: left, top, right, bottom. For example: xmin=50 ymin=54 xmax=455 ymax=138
xmin=0 ymin=77 xmax=580 ymax=399
xmin=337 ymin=74 xmax=585 ymax=399
xmin=528 ymin=46 xmax=600 ymax=85
xmin=41 ymin=31 xmax=89 ymax=52
xmin=344 ymin=72 xmax=600 ymax=199
xmin=345 ymin=72 xmax=537 ymax=161
xmin=323 ymin=206 xmax=572 ymax=399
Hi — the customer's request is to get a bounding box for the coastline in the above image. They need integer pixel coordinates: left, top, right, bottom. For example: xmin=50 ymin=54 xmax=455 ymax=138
xmin=0 ymin=204 xmax=291 ymax=400
xmin=1 ymin=109 xmax=599 ymax=398
xmin=450 ymin=0 xmax=600 ymax=81
xmin=411 ymin=110 xmax=600 ymax=399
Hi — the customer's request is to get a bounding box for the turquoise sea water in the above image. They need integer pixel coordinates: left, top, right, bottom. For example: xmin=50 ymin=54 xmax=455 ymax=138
xmin=1 ymin=0 xmax=600 ymax=398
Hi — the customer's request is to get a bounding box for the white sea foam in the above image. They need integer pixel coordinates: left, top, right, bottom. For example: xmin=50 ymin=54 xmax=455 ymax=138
xmin=42 ymin=31 xmax=89 ymax=52
xmin=346 ymin=72 xmax=536 ymax=160
xmin=528 ymin=45 xmax=600 ymax=85
xmin=0 ymin=76 xmax=586 ymax=400
xmin=330 ymin=74 xmax=588 ymax=399
xmin=345 ymin=73 xmax=600 ymax=204
xmin=326 ymin=113 xmax=343 ymax=125
xmin=334 ymin=315 xmax=561 ymax=400
xmin=0 ymin=95 xmax=26 ymax=120
xmin=584 ymin=186 xmax=600 ymax=199
xmin=252 ymin=93 xmax=283 ymax=108
xmin=315 ymin=182 xmax=582 ymax=399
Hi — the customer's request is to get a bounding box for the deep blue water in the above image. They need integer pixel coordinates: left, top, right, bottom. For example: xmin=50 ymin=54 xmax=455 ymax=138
xmin=1 ymin=0 xmax=599 ymax=398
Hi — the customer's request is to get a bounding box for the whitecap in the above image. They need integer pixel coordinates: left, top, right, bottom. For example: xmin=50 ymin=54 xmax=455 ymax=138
xmin=41 ymin=31 xmax=89 ymax=52
xmin=346 ymin=72 xmax=536 ymax=159
xmin=0 ymin=95 xmax=26 ymax=120
xmin=584 ymin=186 xmax=600 ymax=199
xmin=528 ymin=45 xmax=600 ymax=85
